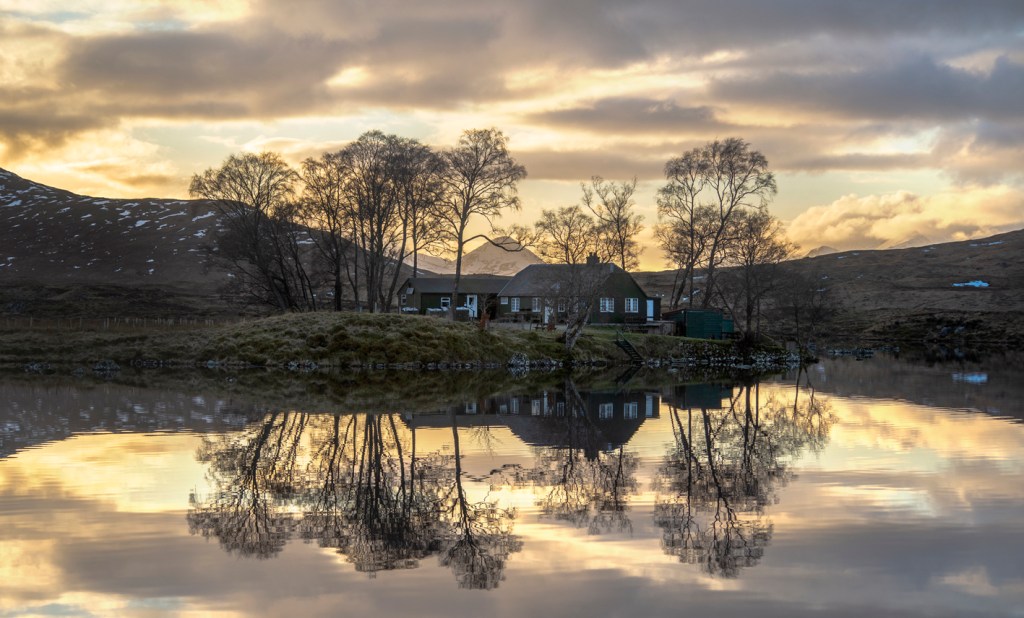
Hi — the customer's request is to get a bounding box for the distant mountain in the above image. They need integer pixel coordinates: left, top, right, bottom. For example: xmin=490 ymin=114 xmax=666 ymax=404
xmin=0 ymin=167 xmax=227 ymax=290
xmin=876 ymin=233 xmax=933 ymax=250
xmin=406 ymin=237 xmax=544 ymax=276
xmin=804 ymin=245 xmax=839 ymax=258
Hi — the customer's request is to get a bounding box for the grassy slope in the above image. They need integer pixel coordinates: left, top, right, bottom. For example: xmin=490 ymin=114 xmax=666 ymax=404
xmin=0 ymin=312 xmax=741 ymax=367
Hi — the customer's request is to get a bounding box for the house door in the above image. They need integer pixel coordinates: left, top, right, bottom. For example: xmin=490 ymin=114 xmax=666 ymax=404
xmin=465 ymin=294 xmax=478 ymax=318
xmin=647 ymin=299 xmax=655 ymax=320
xmin=544 ymin=306 xmax=554 ymax=325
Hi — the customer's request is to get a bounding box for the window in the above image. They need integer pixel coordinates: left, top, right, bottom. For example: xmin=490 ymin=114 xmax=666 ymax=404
xmin=646 ymin=395 xmax=654 ymax=418
xmin=400 ymin=294 xmax=407 ymax=306
xmin=500 ymin=296 xmax=509 ymax=305
xmin=531 ymin=400 xmax=541 ymax=416
xmin=440 ymin=297 xmax=451 ymax=309
xmin=511 ymin=297 xmax=521 ymax=312
xmin=599 ymin=403 xmax=614 ymax=419
xmin=406 ymin=286 xmax=414 ymax=294
xmin=531 ymin=297 xmax=540 ymax=312
xmin=599 ymin=297 xmax=614 ymax=313
xmin=466 ymin=402 xmax=477 ymax=414
xmin=510 ymin=398 xmax=520 ymax=414
xmin=625 ymin=297 xmax=639 ymax=313
xmin=556 ymin=402 xmax=565 ymax=416
xmin=557 ymin=301 xmax=566 ymax=313
xmin=624 ymin=402 xmax=638 ymax=419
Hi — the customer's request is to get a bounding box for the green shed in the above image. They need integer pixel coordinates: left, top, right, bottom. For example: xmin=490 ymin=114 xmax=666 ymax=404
xmin=663 ymin=308 xmax=729 ymax=340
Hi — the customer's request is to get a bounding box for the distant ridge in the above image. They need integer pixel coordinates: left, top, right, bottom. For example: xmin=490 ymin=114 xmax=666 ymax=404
xmin=876 ymin=232 xmax=933 ymax=250
xmin=406 ymin=236 xmax=544 ymax=277
xmin=804 ymin=245 xmax=839 ymax=258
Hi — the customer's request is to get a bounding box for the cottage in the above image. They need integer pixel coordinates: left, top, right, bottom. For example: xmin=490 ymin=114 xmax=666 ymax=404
xmin=398 ymin=275 xmax=511 ymax=319
xmin=495 ymin=259 xmax=660 ymax=325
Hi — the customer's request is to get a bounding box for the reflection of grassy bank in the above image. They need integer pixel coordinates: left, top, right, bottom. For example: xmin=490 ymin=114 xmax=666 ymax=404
xmin=0 ymin=364 xmax=751 ymax=417
xmin=1 ymin=312 xmax=766 ymax=368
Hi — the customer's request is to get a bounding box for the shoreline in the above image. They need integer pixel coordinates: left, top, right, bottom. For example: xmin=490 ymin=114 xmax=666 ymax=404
xmin=1 ymin=311 xmax=800 ymax=373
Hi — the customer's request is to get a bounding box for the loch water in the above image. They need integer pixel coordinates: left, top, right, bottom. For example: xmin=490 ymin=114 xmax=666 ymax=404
xmin=1 ymin=355 xmax=1022 ymax=617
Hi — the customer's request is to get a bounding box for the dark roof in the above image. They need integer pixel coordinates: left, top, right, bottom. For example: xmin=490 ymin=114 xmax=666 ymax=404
xmin=403 ymin=275 xmax=511 ymax=295
xmin=497 ymin=263 xmax=623 ymax=297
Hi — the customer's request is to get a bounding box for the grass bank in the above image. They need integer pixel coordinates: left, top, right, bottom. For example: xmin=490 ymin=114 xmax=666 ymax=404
xmin=0 ymin=311 xmax=774 ymax=368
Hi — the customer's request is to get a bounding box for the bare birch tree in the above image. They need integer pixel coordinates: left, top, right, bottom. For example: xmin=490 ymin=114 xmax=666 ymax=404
xmin=189 ymin=152 xmax=314 ymax=311
xmin=438 ymin=128 xmax=527 ymax=318
xmin=657 ymin=138 xmax=777 ymax=310
xmin=582 ymin=176 xmax=643 ymax=271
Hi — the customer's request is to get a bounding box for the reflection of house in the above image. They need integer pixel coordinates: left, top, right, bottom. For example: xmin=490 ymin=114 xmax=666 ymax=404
xmin=495 ymin=259 xmax=660 ymax=325
xmin=402 ymin=389 xmax=660 ymax=459
xmin=662 ymin=383 xmax=734 ymax=410
xmin=397 ymin=275 xmax=510 ymax=319
xmin=662 ymin=308 xmax=735 ymax=339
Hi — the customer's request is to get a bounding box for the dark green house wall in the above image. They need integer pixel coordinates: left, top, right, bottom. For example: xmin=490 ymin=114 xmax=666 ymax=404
xmin=495 ymin=269 xmax=654 ymax=324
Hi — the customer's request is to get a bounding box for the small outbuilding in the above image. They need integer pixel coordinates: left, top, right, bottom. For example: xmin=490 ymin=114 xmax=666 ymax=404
xmin=662 ymin=308 xmax=734 ymax=339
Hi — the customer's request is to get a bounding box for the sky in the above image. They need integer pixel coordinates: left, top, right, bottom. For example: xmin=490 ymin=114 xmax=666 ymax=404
xmin=1 ymin=0 xmax=1023 ymax=268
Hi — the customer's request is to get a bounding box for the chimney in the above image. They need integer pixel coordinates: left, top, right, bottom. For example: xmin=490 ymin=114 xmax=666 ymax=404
xmin=586 ymin=253 xmax=599 ymax=266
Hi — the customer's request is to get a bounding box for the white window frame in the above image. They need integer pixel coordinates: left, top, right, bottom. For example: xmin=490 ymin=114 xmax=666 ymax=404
xmin=511 ymin=297 xmax=521 ymax=312
xmin=400 ymin=294 xmax=407 ymax=306
xmin=599 ymin=297 xmax=614 ymax=313
xmin=511 ymin=398 xmax=520 ymax=414
xmin=440 ymin=297 xmax=451 ymax=309
xmin=531 ymin=297 xmax=540 ymax=312
xmin=624 ymin=402 xmax=638 ymax=419
xmin=625 ymin=297 xmax=639 ymax=313
xmin=531 ymin=399 xmax=542 ymax=416
xmin=599 ymin=402 xmax=613 ymax=419
xmin=557 ymin=300 xmax=566 ymax=313
xmin=500 ymin=296 xmax=509 ymax=305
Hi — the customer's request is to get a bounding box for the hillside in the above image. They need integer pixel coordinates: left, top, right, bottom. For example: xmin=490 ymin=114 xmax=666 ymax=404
xmin=0 ymin=167 xmax=240 ymax=316
xmin=0 ymin=167 xmax=227 ymax=288
xmin=635 ymin=228 xmax=1024 ymax=344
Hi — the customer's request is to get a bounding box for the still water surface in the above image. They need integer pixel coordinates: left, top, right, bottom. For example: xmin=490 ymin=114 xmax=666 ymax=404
xmin=1 ymin=356 xmax=1022 ymax=617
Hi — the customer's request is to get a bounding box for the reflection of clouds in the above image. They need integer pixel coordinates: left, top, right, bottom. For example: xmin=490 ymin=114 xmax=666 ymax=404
xmin=826 ymin=398 xmax=1024 ymax=471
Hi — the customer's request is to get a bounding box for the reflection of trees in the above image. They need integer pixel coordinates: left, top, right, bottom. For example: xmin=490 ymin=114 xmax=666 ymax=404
xmin=495 ymin=379 xmax=639 ymax=535
xmin=653 ymin=380 xmax=833 ymax=577
xmin=188 ymin=411 xmax=521 ymax=589
xmin=188 ymin=411 xmax=304 ymax=558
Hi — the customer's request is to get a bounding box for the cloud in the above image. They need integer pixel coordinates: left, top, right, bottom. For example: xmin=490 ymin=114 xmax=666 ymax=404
xmin=61 ymin=29 xmax=347 ymax=115
xmin=786 ymin=186 xmax=1024 ymax=251
xmin=712 ymin=56 xmax=1024 ymax=122
xmin=516 ymin=147 xmax=668 ymax=181
xmin=529 ymin=97 xmax=725 ymax=134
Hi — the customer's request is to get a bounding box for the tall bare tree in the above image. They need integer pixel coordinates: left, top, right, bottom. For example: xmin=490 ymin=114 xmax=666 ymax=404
xmin=582 ymin=176 xmax=643 ymax=271
xmin=534 ymin=204 xmax=601 ymax=265
xmin=190 ymin=152 xmax=314 ymax=311
xmin=438 ymin=128 xmax=527 ymax=318
xmin=300 ymin=151 xmax=354 ymax=310
xmin=399 ymin=143 xmax=446 ymax=277
xmin=657 ymin=138 xmax=777 ymax=309
xmin=657 ymin=150 xmax=709 ymax=307
xmin=718 ymin=209 xmax=795 ymax=339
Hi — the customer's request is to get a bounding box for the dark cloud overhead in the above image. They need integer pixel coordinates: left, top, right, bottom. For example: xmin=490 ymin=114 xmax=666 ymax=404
xmin=61 ymin=29 xmax=347 ymax=114
xmin=712 ymin=55 xmax=1024 ymax=122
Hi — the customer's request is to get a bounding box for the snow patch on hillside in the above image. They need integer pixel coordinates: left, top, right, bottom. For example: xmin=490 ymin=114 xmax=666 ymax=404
xmin=952 ymin=281 xmax=989 ymax=288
